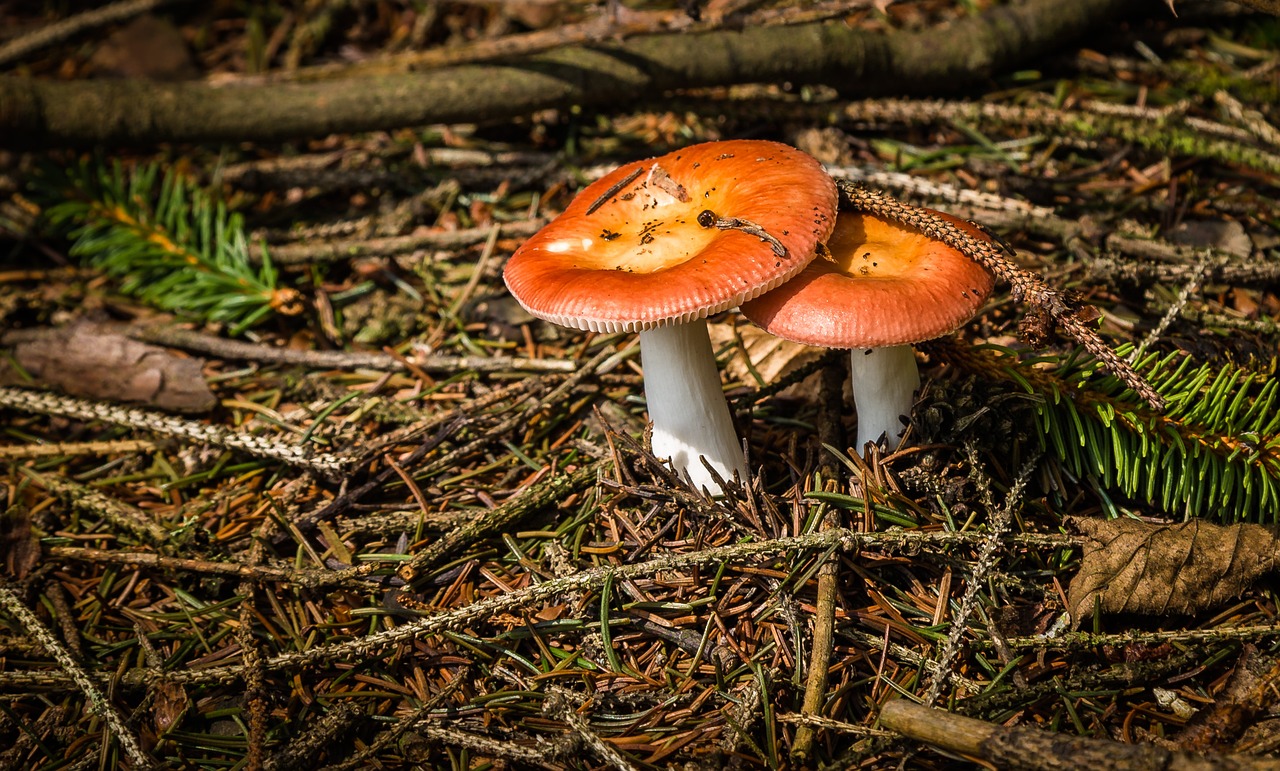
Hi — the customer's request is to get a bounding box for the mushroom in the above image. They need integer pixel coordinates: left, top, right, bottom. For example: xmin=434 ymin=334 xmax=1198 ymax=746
xmin=739 ymin=208 xmax=995 ymax=451
xmin=504 ymin=140 xmax=837 ymax=493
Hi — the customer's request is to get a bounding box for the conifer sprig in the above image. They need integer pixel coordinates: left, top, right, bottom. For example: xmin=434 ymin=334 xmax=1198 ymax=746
xmin=36 ymin=160 xmax=303 ymax=333
xmin=931 ymin=341 xmax=1280 ymax=522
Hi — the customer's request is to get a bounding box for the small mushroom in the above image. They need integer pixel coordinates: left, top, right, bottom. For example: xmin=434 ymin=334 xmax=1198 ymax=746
xmin=740 ymin=208 xmax=995 ymax=451
xmin=504 ymin=139 xmax=837 ymax=493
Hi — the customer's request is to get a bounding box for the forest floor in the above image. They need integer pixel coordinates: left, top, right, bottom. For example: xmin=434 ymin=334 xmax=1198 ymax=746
xmin=1 ymin=0 xmax=1280 ymax=768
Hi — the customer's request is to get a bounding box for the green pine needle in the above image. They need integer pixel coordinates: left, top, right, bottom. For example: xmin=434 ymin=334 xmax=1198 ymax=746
xmin=946 ymin=343 xmax=1280 ymax=522
xmin=34 ymin=159 xmax=303 ymax=334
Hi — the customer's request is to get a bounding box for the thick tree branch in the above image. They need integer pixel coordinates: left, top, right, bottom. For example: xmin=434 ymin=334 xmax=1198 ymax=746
xmin=0 ymin=0 xmax=1139 ymax=147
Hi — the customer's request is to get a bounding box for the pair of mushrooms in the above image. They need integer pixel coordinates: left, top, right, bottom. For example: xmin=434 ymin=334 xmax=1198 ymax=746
xmin=504 ymin=140 xmax=994 ymax=494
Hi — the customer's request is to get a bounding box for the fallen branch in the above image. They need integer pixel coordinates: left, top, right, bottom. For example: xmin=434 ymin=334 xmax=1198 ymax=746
xmin=0 ymin=0 xmax=1138 ymax=146
xmin=879 ymin=699 xmax=1280 ymax=770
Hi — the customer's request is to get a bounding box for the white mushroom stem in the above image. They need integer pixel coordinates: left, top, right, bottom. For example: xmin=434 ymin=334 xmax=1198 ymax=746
xmin=849 ymin=345 xmax=921 ymax=451
xmin=640 ymin=319 xmax=747 ymax=495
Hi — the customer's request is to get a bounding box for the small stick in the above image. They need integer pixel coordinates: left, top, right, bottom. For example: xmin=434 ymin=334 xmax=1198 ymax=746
xmin=791 ymin=364 xmax=849 ymax=763
xmin=0 ymin=387 xmax=349 ymax=477
xmin=586 ymin=166 xmax=645 ymax=216
xmin=130 ymin=324 xmax=574 ymax=373
xmin=317 ymin=668 xmax=472 ymax=771
xmin=45 ymin=546 xmax=358 ymax=586
xmin=1128 ymin=249 xmax=1215 ymax=364
xmin=397 ymin=461 xmax=605 ymax=581
xmin=697 ymin=209 xmax=787 ymax=257
xmin=267 ymin=219 xmax=547 ymax=265
xmin=24 ymin=469 xmax=171 ymax=547
xmin=0 ymin=438 xmax=159 ymax=460
xmin=544 ymin=687 xmax=640 ymax=771
xmin=838 ymin=183 xmax=1164 ymax=410
xmin=922 ymin=448 xmax=1039 ymax=706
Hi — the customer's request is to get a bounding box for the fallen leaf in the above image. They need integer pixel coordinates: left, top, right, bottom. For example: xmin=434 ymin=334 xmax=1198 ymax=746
xmin=0 ymin=323 xmax=215 ymax=413
xmin=88 ymin=15 xmax=197 ymax=81
xmin=1067 ymin=516 xmax=1280 ymax=623
xmin=151 ymin=681 xmax=189 ymax=736
xmin=1168 ymin=219 xmax=1253 ymax=258
xmin=1 ymin=501 xmax=40 ymax=579
xmin=708 ymin=322 xmax=824 ymax=386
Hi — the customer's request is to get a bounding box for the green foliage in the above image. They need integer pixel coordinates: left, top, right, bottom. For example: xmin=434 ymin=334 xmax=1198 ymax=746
xmin=34 ymin=160 xmax=302 ymax=334
xmin=972 ymin=344 xmax=1280 ymax=522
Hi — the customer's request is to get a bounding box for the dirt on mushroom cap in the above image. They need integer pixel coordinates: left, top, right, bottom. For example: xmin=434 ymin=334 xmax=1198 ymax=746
xmin=503 ymin=139 xmax=838 ymax=333
xmin=740 ymin=209 xmax=996 ymax=349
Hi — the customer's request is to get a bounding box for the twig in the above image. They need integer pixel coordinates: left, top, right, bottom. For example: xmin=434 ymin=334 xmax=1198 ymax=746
xmin=0 ymin=587 xmax=155 ymax=769
xmin=792 ymin=364 xmax=848 ymax=763
xmin=0 ymin=437 xmax=159 ymax=460
xmin=23 ymin=469 xmax=172 ymax=547
xmin=0 ymin=0 xmax=187 ymax=67
xmin=845 ymin=629 xmax=982 ymax=694
xmin=778 ymin=713 xmax=894 ymax=738
xmin=544 ymin=687 xmax=639 ymax=771
xmin=129 ymin=323 xmax=575 ymax=373
xmin=412 ymin=726 xmax=563 ymax=766
xmin=1129 ymin=250 xmax=1215 ymax=363
xmin=266 ymin=220 xmax=547 ymax=265
xmin=396 ymin=461 xmax=606 ymax=581
xmin=839 ymin=98 xmax=1280 ymax=177
xmin=997 ymin=624 xmax=1280 ymax=651
xmin=824 ymin=165 xmax=1054 ymax=217
xmin=837 ymin=183 xmax=1164 ymax=410
xmin=266 ymin=0 xmax=901 ymax=83
xmin=45 ymin=546 xmax=371 ymax=588
xmin=0 ymin=386 xmax=349 ymax=478
xmin=699 ymin=211 xmax=787 ymax=257
xmin=266 ymin=703 xmax=362 ymax=771
xmin=922 ymin=447 xmax=1040 ymax=707
xmin=1214 ymin=89 xmax=1280 ymax=148
xmin=317 ymin=668 xmax=471 ymax=771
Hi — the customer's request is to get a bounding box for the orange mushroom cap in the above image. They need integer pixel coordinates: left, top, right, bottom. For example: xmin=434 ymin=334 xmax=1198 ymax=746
xmin=739 ymin=209 xmax=996 ymax=348
xmin=503 ymin=140 xmax=838 ymax=333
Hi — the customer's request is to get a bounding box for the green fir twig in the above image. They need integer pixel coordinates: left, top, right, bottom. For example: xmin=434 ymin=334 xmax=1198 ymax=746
xmin=34 ymin=160 xmax=303 ymax=333
xmin=931 ymin=341 xmax=1280 ymax=521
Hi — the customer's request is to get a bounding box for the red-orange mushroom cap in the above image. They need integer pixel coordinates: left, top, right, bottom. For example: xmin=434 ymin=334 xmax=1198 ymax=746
xmin=740 ymin=208 xmax=995 ymax=449
xmin=503 ymin=139 xmax=838 ymax=333
xmin=502 ymin=139 xmax=837 ymax=494
xmin=739 ymin=210 xmax=994 ymax=348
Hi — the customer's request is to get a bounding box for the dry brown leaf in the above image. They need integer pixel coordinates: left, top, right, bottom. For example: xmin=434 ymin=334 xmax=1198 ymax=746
xmin=0 ymin=323 xmax=215 ymax=413
xmin=707 ymin=322 xmax=825 ymax=386
xmin=0 ymin=502 xmax=40 ymax=579
xmin=1067 ymin=516 xmax=1280 ymax=623
xmin=151 ymin=681 xmax=190 ymax=736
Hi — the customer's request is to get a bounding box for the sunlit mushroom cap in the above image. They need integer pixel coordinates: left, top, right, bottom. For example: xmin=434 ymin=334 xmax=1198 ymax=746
xmin=503 ymin=140 xmax=838 ymax=333
xmin=739 ymin=209 xmax=996 ymax=348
